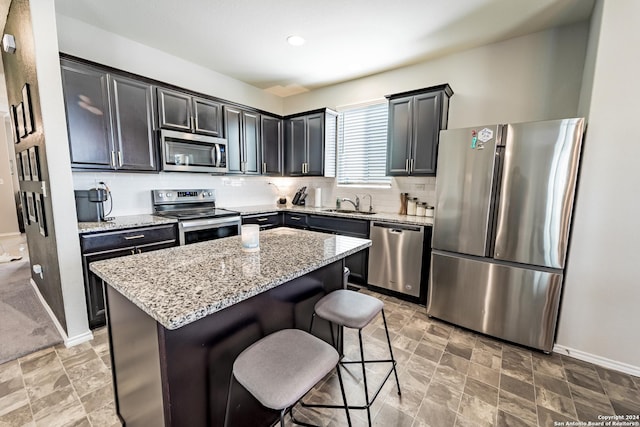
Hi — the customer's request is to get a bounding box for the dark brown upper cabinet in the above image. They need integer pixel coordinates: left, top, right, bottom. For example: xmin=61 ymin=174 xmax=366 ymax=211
xmin=224 ymin=106 xmax=260 ymax=175
xmin=387 ymin=84 xmax=453 ymax=176
xmin=61 ymin=59 xmax=156 ymax=171
xmin=157 ymin=87 xmax=222 ymax=137
xmin=260 ymin=115 xmax=283 ymax=175
xmin=285 ymin=109 xmax=337 ymax=176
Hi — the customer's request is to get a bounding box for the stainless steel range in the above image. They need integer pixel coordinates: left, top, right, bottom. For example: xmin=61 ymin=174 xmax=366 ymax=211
xmin=152 ymin=189 xmax=241 ymax=245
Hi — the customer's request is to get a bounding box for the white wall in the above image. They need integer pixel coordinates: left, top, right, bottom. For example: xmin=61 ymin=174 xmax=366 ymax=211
xmin=30 ymin=0 xmax=90 ymax=341
xmin=55 ymin=14 xmax=284 ymax=116
xmin=0 ymin=114 xmax=20 ymax=236
xmin=555 ymin=0 xmax=640 ymax=373
xmin=283 ymin=22 xmax=589 ymax=128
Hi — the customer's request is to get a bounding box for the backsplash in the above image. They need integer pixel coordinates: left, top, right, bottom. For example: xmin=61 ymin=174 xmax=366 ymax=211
xmin=72 ymin=172 xmax=436 ymax=216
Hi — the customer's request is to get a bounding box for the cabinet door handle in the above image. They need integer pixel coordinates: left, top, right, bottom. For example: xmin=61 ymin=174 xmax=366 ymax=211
xmin=111 ymin=151 xmax=116 ymax=168
xmin=118 ymin=151 xmax=123 ymax=167
xmin=262 ymin=162 xmax=267 ymax=174
xmin=290 ymin=216 xmax=301 ymax=220
xmin=405 ymin=159 xmax=409 ymax=172
xmin=257 ymin=218 xmax=269 ymax=222
xmin=130 ymin=249 xmax=136 ymax=255
xmin=137 ymin=248 xmax=142 ymax=254
xmin=124 ymin=234 xmax=145 ymax=240
xmin=410 ymin=158 xmax=414 ymax=172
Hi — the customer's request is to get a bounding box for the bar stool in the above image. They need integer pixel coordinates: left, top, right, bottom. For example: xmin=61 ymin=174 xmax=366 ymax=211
xmin=224 ymin=328 xmax=351 ymax=427
xmin=306 ymin=290 xmax=401 ymax=426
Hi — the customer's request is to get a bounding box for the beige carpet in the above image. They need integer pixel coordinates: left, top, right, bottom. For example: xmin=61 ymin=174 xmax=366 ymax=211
xmin=0 ymin=258 xmax=62 ymax=364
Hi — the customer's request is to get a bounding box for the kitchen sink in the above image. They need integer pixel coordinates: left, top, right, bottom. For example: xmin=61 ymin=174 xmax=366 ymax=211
xmin=323 ymin=209 xmax=377 ymax=215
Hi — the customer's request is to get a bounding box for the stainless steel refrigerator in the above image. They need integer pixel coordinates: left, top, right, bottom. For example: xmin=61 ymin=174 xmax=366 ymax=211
xmin=428 ymin=118 xmax=584 ymax=352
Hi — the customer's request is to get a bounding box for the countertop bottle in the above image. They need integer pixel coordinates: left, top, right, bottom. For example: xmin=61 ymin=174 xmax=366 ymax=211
xmin=399 ymin=193 xmax=408 ymax=215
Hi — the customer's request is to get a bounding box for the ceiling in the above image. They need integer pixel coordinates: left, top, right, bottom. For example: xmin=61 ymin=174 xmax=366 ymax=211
xmin=14 ymin=1 xmax=594 ymax=97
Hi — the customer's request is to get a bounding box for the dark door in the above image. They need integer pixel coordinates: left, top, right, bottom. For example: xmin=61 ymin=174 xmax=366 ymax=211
xmin=287 ymin=117 xmax=306 ymax=175
xmin=411 ymin=92 xmax=440 ymax=175
xmin=306 ymin=113 xmax=324 ymax=176
xmin=387 ymin=97 xmax=412 ymax=175
xmin=109 ymin=75 xmax=157 ymax=171
xmin=193 ymin=97 xmax=222 ymax=136
xmin=60 ymin=60 xmax=113 ymax=169
xmin=260 ymin=115 xmax=282 ymax=175
xmin=223 ymin=107 xmax=243 ymax=174
xmin=158 ymin=88 xmax=192 ymax=132
xmin=242 ymin=111 xmax=261 ymax=175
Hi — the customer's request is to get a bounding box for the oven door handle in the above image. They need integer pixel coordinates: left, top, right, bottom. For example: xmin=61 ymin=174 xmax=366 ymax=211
xmin=180 ymin=216 xmax=241 ymax=230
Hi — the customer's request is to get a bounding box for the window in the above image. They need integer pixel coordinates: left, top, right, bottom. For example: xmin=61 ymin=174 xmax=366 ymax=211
xmin=337 ymin=101 xmax=390 ymax=186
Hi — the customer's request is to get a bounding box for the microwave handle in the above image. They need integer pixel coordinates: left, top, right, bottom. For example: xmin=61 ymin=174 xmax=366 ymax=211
xmin=214 ymin=144 xmax=221 ymax=167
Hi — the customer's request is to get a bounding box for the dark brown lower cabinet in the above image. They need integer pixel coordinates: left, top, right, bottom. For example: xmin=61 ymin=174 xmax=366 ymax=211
xmin=80 ymin=224 xmax=177 ymax=329
xmin=105 ymin=260 xmax=344 ymax=426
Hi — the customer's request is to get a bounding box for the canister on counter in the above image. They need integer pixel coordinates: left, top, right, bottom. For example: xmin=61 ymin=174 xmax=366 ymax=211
xmin=425 ymin=205 xmax=434 ymax=217
xmin=416 ymin=202 xmax=427 ymax=217
xmin=407 ymin=198 xmax=418 ymax=216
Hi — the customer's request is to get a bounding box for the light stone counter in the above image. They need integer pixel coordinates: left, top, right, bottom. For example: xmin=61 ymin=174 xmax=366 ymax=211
xmin=78 ymin=214 xmax=177 ymax=234
xmin=90 ymin=227 xmax=371 ymax=330
xmin=228 ymin=204 xmax=434 ymax=226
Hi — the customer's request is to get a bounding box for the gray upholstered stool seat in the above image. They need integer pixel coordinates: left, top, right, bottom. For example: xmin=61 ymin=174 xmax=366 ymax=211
xmin=314 ymin=289 xmax=384 ymax=329
xmin=227 ymin=328 xmax=351 ymax=426
xmin=306 ymin=289 xmax=400 ymax=427
xmin=233 ymin=329 xmax=339 ymax=410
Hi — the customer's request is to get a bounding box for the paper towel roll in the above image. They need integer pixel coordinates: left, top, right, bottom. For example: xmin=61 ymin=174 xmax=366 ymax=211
xmin=314 ymin=188 xmax=322 ymax=207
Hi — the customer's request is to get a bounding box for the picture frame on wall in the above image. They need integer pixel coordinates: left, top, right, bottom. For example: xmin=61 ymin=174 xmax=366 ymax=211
xmin=22 ymin=83 xmax=34 ymax=135
xmin=15 ymin=153 xmax=23 ymax=180
xmin=21 ymin=192 xmax=30 ymax=225
xmin=10 ymin=105 xmax=19 ymax=143
xmin=35 ymin=193 xmax=47 ymax=236
xmin=16 ymin=102 xmax=26 ymax=138
xmin=28 ymin=146 xmax=40 ymax=181
xmin=20 ymin=150 xmax=31 ymax=181
xmin=26 ymin=192 xmax=37 ymax=223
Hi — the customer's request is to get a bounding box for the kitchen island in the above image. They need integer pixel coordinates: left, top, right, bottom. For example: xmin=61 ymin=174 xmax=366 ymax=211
xmin=90 ymin=227 xmax=371 ymax=427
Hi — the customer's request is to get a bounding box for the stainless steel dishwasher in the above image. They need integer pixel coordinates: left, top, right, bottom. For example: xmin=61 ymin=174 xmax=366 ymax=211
xmin=368 ymin=222 xmax=424 ymax=297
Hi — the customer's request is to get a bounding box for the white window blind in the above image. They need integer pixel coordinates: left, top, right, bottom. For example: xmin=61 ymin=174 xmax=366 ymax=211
xmin=337 ymin=102 xmax=390 ymax=186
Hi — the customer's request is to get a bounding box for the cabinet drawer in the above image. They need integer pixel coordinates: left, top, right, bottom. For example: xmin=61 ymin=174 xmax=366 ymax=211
xmin=307 ymin=214 xmax=369 ymax=237
xmin=242 ymin=212 xmax=282 ymax=230
xmin=81 ymin=224 xmax=177 ymax=254
xmin=283 ymin=213 xmax=308 ymax=228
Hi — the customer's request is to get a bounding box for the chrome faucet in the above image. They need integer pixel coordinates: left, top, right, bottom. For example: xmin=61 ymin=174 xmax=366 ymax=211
xmin=361 ymin=194 xmax=373 ymax=212
xmin=340 ymin=196 xmax=360 ymax=211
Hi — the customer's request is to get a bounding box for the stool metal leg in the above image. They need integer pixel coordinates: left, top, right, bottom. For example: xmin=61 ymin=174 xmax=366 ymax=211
xmin=358 ymin=329 xmax=372 ymax=426
xmin=381 ymin=309 xmax=401 ymax=395
xmin=280 ymin=409 xmax=286 ymax=427
xmin=335 ymin=363 xmax=352 ymax=427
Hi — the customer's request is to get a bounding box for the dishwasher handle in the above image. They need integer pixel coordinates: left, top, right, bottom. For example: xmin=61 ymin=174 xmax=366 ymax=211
xmin=371 ymin=222 xmax=423 ymax=233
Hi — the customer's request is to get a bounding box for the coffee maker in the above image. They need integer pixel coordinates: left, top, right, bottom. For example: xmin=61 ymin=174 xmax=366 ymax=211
xmin=74 ymin=182 xmax=113 ymax=222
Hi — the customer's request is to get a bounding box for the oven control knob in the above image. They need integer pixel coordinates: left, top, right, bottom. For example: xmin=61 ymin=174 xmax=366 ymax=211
xmin=167 ymin=192 xmax=173 ymax=198
xmin=158 ymin=192 xmax=165 ymax=198
xmin=207 ymin=192 xmax=213 ymax=197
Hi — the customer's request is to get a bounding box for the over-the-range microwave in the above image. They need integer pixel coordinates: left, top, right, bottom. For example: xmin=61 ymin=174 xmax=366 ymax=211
xmin=160 ymin=129 xmax=228 ymax=173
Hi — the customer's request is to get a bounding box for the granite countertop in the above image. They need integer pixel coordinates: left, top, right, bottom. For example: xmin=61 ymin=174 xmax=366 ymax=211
xmin=89 ymin=227 xmax=371 ymax=330
xmin=228 ymin=204 xmax=434 ymax=226
xmin=78 ymin=214 xmax=178 ymax=234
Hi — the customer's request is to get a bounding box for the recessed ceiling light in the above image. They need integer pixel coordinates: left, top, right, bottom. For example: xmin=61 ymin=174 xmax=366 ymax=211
xmin=287 ymin=35 xmax=305 ymax=46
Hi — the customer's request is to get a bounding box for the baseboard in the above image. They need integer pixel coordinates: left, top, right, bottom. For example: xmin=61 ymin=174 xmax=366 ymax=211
xmin=554 ymin=344 xmax=640 ymax=377
xmin=30 ymin=279 xmax=93 ymax=347
xmin=0 ymin=231 xmax=21 ymax=238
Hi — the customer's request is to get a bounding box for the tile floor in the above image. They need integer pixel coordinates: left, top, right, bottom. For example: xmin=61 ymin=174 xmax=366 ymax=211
xmin=1 ymin=288 xmax=639 ymax=426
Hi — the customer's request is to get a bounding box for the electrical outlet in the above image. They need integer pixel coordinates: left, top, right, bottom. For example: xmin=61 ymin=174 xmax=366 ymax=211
xmin=414 ymin=183 xmax=426 ymax=191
